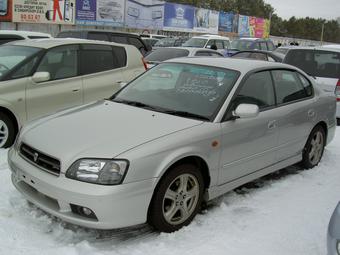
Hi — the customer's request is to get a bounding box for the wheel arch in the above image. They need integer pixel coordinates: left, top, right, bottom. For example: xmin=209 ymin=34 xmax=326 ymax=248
xmin=147 ymin=155 xmax=211 ymax=220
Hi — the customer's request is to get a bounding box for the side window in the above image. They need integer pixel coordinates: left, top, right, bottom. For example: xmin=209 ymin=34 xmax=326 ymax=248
xmin=80 ymin=44 xmax=114 ymax=75
xmin=267 ymin=56 xmax=276 ymax=62
xmin=129 ymin=37 xmax=145 ymax=50
xmin=11 ymin=56 xmax=39 ymax=79
xmin=233 ymin=71 xmax=275 ymax=109
xmin=223 ymin=40 xmax=230 ymax=49
xmin=215 ymin=40 xmax=224 ymax=49
xmin=195 ymin=51 xmax=211 ymax=56
xmin=267 ymin=42 xmax=275 ymax=51
xmin=260 ymin=42 xmax=268 ymax=50
xmin=36 ymin=45 xmax=78 ymax=80
xmin=111 ymin=35 xmax=128 ymax=44
xmin=272 ymin=70 xmax=308 ymax=104
xmin=298 ymin=73 xmax=313 ymax=97
xmin=250 ymin=53 xmax=267 ymax=61
xmin=253 ymin=42 xmax=261 ymax=50
xmin=87 ymin=32 xmax=109 ymax=42
xmin=112 ymin=46 xmax=127 ymax=68
xmin=206 ymin=40 xmax=215 ymax=47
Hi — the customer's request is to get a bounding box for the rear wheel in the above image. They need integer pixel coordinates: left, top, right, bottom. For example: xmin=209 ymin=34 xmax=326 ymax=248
xmin=148 ymin=164 xmax=204 ymax=232
xmin=300 ymin=125 xmax=325 ymax=169
xmin=0 ymin=112 xmax=16 ymax=148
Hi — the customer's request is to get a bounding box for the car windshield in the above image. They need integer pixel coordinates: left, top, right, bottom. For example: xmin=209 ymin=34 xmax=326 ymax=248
xmin=145 ymin=48 xmax=189 ymax=62
xmin=230 ymin=40 xmax=253 ymax=51
xmin=0 ymin=45 xmax=41 ymax=79
xmin=112 ymin=63 xmax=239 ymax=121
xmin=154 ymin=38 xmax=177 ymax=47
xmin=182 ymin=38 xmax=208 ymax=48
xmin=284 ymin=49 xmax=340 ymax=78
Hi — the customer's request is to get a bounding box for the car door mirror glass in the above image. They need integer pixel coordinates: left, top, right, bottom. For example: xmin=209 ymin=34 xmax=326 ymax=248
xmin=233 ymin=103 xmax=259 ymax=119
xmin=31 ymin=71 xmax=50 ymax=83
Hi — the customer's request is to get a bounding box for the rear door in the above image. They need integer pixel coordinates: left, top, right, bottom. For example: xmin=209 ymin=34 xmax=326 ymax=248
xmin=26 ymin=44 xmax=82 ymax=120
xmin=271 ymin=69 xmax=315 ymax=161
xmin=80 ymin=44 xmax=124 ymax=103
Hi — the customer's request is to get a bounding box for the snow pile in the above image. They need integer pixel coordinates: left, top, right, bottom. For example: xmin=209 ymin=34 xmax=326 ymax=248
xmin=0 ymin=129 xmax=339 ymax=255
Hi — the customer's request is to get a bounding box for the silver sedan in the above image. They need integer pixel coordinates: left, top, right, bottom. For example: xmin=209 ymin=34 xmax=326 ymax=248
xmin=8 ymin=58 xmax=336 ymax=232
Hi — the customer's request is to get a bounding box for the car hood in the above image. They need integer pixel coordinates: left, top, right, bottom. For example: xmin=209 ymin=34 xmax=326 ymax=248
xmin=20 ymin=100 xmax=203 ymax=172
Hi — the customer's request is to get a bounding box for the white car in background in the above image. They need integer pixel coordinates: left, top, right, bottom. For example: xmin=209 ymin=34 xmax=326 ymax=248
xmin=182 ymin=34 xmax=231 ymax=53
xmin=0 ymin=30 xmax=52 ymax=45
xmin=0 ymin=38 xmax=145 ymax=148
xmin=283 ymin=47 xmax=340 ymax=124
xmin=144 ymin=47 xmax=224 ymax=68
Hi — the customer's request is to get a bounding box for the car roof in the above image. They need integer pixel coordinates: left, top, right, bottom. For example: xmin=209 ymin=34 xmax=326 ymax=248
xmin=165 ymin=57 xmax=296 ymax=73
xmin=286 ymin=46 xmax=340 ymax=53
xmin=192 ymin=34 xmax=230 ymax=40
xmin=0 ymin=30 xmax=52 ymax=38
xmin=58 ymin=29 xmax=140 ymax=37
xmin=6 ymin=38 xmax=127 ymax=49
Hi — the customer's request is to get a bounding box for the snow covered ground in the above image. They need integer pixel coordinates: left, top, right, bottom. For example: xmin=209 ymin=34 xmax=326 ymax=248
xmin=0 ymin=128 xmax=339 ymax=255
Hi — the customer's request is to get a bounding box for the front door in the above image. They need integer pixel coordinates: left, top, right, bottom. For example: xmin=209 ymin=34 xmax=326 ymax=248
xmin=219 ymin=70 xmax=279 ymax=184
xmin=26 ymin=45 xmax=82 ymax=121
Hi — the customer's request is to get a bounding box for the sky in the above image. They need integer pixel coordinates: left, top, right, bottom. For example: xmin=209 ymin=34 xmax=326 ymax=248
xmin=264 ymin=0 xmax=340 ymax=20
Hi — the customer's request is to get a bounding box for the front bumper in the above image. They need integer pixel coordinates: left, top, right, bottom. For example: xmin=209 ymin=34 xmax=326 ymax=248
xmin=8 ymin=148 xmax=158 ymax=229
xmin=327 ymin=202 xmax=340 ymax=255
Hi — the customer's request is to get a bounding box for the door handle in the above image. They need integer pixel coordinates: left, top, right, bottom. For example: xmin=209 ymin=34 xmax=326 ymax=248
xmin=268 ymin=120 xmax=277 ymax=130
xmin=72 ymin=88 xmax=80 ymax=92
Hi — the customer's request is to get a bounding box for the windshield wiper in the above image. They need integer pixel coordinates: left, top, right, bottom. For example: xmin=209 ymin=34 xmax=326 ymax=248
xmin=163 ymin=110 xmax=210 ymax=121
xmin=113 ymin=99 xmax=159 ymax=111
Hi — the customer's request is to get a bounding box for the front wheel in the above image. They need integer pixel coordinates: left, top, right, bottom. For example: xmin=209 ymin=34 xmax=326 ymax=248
xmin=148 ymin=164 xmax=204 ymax=232
xmin=0 ymin=112 xmax=16 ymax=148
xmin=300 ymin=125 xmax=326 ymax=169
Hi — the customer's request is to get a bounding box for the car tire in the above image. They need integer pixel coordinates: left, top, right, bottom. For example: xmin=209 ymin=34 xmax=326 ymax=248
xmin=337 ymin=118 xmax=340 ymax=126
xmin=0 ymin=112 xmax=16 ymax=148
xmin=148 ymin=164 xmax=204 ymax=233
xmin=300 ymin=125 xmax=326 ymax=169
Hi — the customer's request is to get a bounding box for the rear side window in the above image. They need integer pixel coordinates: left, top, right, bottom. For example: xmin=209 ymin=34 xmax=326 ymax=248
xmin=260 ymin=42 xmax=268 ymax=51
xmin=231 ymin=52 xmax=252 ymax=59
xmin=0 ymin=35 xmax=24 ymax=45
xmin=28 ymin=36 xmax=49 ymax=39
xmin=80 ymin=44 xmax=114 ymax=75
xmin=87 ymin=32 xmax=110 ymax=42
xmin=128 ymin=37 xmax=145 ymax=50
xmin=267 ymin=42 xmax=275 ymax=51
xmin=111 ymin=35 xmax=128 ymax=44
xmin=272 ymin=70 xmax=308 ymax=104
xmin=233 ymin=71 xmax=275 ymax=109
xmin=112 ymin=46 xmax=126 ymax=68
xmin=56 ymin=31 xmax=82 ymax=39
xmin=284 ymin=49 xmax=340 ymax=78
xmin=145 ymin=48 xmax=189 ymax=62
xmin=298 ymin=73 xmax=313 ymax=96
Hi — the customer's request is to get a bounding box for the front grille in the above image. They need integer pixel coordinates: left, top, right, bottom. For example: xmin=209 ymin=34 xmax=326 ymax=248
xmin=20 ymin=143 xmax=61 ymax=176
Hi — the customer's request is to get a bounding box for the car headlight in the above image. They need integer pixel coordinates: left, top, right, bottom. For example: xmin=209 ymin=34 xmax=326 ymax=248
xmin=66 ymin=159 xmax=129 ymax=185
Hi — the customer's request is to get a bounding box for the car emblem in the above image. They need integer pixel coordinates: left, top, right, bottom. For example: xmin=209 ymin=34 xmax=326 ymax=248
xmin=33 ymin=152 xmax=39 ymax=162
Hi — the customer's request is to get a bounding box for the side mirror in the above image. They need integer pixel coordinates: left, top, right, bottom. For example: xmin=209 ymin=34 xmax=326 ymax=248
xmin=32 ymin=72 xmax=50 ymax=83
xmin=146 ymin=44 xmax=152 ymax=51
xmin=232 ymin=104 xmax=259 ymax=119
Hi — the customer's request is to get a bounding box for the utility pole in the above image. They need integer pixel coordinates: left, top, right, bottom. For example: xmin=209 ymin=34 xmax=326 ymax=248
xmin=320 ymin=22 xmax=324 ymax=45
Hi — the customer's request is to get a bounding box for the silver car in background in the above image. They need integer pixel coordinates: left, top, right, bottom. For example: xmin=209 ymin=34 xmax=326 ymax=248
xmin=8 ymin=58 xmax=336 ymax=233
xmin=328 ymin=202 xmax=340 ymax=255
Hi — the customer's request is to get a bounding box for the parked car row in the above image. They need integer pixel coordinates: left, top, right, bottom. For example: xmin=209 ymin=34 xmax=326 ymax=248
xmin=0 ymin=29 xmax=338 ymax=237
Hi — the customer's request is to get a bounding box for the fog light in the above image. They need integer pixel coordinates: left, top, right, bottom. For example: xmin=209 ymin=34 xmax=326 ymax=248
xmin=70 ymin=204 xmax=98 ymax=220
xmin=82 ymin=207 xmax=93 ymax=216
